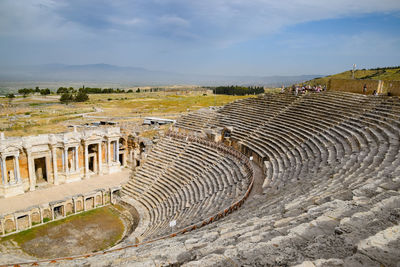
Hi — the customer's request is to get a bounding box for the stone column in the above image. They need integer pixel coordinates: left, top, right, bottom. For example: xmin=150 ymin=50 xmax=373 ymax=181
xmin=73 ymin=198 xmax=77 ymax=213
xmin=14 ymin=216 xmax=18 ymax=231
xmin=26 ymin=150 xmax=36 ymax=191
xmin=97 ymin=142 xmax=102 ymax=174
xmin=75 ymin=146 xmax=79 ymax=172
xmin=64 ymin=147 xmax=69 ymax=174
xmin=51 ymin=147 xmax=58 ymax=185
xmin=84 ymin=142 xmax=89 ymax=179
xmin=116 ymin=141 xmax=119 ymax=162
xmin=123 ymin=150 xmax=127 ymax=167
xmin=14 ymin=154 xmax=21 ymax=183
xmin=28 ymin=214 xmax=32 ymax=227
xmin=51 ymin=206 xmax=55 ymax=220
xmin=40 ymin=208 xmax=43 ymax=223
xmin=1 ymin=219 xmax=5 ymax=235
xmin=0 ymin=155 xmax=6 ymax=185
xmin=107 ymin=139 xmax=111 ymax=164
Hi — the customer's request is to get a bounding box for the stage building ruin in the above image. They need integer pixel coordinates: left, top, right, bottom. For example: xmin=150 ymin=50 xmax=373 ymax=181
xmin=0 ymin=126 xmax=151 ymax=198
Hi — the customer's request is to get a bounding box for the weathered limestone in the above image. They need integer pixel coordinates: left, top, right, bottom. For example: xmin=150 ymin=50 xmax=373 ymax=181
xmin=0 ymin=187 xmax=116 ymax=237
xmin=2 ymin=92 xmax=400 ymax=266
xmin=0 ymin=127 xmax=146 ymax=198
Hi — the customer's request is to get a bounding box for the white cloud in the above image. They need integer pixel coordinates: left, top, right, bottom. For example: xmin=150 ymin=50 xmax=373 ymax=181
xmin=108 ymin=17 xmax=145 ymax=27
xmin=1 ymin=0 xmax=400 ymax=44
xmin=158 ymin=15 xmax=190 ymax=28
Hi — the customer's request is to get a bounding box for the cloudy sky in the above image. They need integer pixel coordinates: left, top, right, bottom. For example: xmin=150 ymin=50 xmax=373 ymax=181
xmin=0 ymin=0 xmax=399 ymax=76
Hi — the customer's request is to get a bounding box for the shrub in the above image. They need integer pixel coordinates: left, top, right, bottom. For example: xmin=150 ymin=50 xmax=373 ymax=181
xmin=75 ymin=91 xmax=89 ymax=102
xmin=60 ymin=93 xmax=74 ymax=104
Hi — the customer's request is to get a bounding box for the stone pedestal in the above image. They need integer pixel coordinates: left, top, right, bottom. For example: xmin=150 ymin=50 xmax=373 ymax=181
xmin=0 ymin=183 xmax=24 ymax=198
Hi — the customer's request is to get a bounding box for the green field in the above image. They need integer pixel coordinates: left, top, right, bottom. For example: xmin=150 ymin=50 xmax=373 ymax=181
xmin=0 ymin=90 xmax=258 ymax=137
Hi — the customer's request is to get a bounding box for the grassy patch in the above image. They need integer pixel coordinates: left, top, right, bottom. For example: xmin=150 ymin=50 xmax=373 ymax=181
xmin=306 ymin=67 xmax=400 ymax=86
xmin=0 ymin=206 xmax=125 ymax=258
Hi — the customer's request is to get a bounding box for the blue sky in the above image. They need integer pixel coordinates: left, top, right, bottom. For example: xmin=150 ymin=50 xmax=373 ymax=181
xmin=0 ymin=0 xmax=399 ymax=76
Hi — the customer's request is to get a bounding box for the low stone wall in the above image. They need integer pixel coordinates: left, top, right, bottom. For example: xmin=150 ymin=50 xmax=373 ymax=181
xmin=383 ymin=80 xmax=400 ymax=96
xmin=0 ymin=186 xmax=122 ymax=236
xmin=328 ymin=78 xmax=400 ymax=96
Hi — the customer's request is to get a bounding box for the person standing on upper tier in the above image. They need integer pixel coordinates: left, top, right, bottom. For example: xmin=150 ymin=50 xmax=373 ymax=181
xmin=363 ymin=84 xmax=367 ymax=94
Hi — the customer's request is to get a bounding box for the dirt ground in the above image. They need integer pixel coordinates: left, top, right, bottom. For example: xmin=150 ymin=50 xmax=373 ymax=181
xmin=3 ymin=206 xmax=126 ymax=258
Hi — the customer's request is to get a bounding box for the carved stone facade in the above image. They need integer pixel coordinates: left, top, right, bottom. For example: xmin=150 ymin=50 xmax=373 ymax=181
xmin=0 ymin=127 xmax=145 ymax=198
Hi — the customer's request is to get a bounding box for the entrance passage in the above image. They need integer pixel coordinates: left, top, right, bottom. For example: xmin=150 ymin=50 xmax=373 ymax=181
xmin=54 ymin=206 xmax=64 ymax=219
xmin=88 ymin=144 xmax=98 ymax=173
xmin=119 ymin=153 xmax=123 ymax=165
xmin=34 ymin=157 xmax=47 ymax=183
xmin=89 ymin=156 xmax=95 ymax=172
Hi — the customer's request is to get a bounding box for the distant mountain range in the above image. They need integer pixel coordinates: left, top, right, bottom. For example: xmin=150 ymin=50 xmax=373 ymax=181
xmin=0 ymin=63 xmax=322 ymax=88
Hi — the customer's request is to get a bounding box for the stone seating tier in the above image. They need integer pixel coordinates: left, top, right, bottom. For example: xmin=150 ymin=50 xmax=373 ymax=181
xmin=5 ymin=91 xmax=400 ymax=266
xmin=122 ymin=132 xmax=253 ymax=240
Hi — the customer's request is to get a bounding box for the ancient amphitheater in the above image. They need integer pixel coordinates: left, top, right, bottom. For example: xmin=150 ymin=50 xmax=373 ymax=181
xmin=2 ymin=90 xmax=400 ymax=266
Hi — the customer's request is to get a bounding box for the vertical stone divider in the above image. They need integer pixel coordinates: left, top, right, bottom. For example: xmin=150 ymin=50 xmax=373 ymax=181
xmin=51 ymin=146 xmax=58 ymax=185
xmin=106 ymin=138 xmax=112 ymax=174
xmin=98 ymin=142 xmax=102 ymax=174
xmin=14 ymin=215 xmax=18 ymax=231
xmin=64 ymin=147 xmax=69 ymax=175
xmin=49 ymin=134 xmax=58 ymax=185
xmin=116 ymin=141 xmax=119 ymax=162
xmin=28 ymin=213 xmax=32 ymax=228
xmin=0 ymin=155 xmax=6 ymax=185
xmin=84 ymin=141 xmax=89 ymax=179
xmin=27 ymin=150 xmax=35 ymax=190
xmin=0 ymin=218 xmax=4 ymax=235
xmin=73 ymin=197 xmax=77 ymax=213
xmin=14 ymin=153 xmax=21 ymax=183
xmin=39 ymin=207 xmax=43 ymax=223
xmin=75 ymin=146 xmax=79 ymax=172
xmin=51 ymin=205 xmax=55 ymax=220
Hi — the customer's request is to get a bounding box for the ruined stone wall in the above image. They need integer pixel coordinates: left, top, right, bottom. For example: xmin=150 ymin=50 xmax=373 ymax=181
xmin=328 ymin=78 xmax=400 ymax=95
xmin=0 ymin=187 xmax=119 ymax=236
xmin=328 ymin=79 xmax=380 ymax=94
xmin=382 ymin=80 xmax=400 ymax=96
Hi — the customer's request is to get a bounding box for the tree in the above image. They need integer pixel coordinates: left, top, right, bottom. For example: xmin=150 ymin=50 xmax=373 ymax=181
xmin=57 ymin=87 xmax=67 ymax=94
xmin=40 ymin=88 xmax=51 ymax=96
xmin=6 ymin=93 xmax=15 ymax=99
xmin=35 ymin=86 xmax=40 ymax=93
xmin=18 ymin=88 xmax=34 ymax=98
xmin=60 ymin=93 xmax=74 ymax=104
xmin=75 ymin=91 xmax=89 ymax=102
xmin=6 ymin=93 xmax=15 ymax=104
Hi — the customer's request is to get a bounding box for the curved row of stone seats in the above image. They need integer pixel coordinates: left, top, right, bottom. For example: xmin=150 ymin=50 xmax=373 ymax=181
xmin=174 ymin=108 xmax=223 ymax=132
xmin=175 ymin=93 xmax=301 ymax=139
xmin=175 ymin=91 xmax=398 ymax=196
xmin=122 ymin=131 xmax=253 ymax=240
xmin=5 ymin=92 xmax=400 ymax=266
xmin=36 ymin=158 xmax=400 ymax=266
